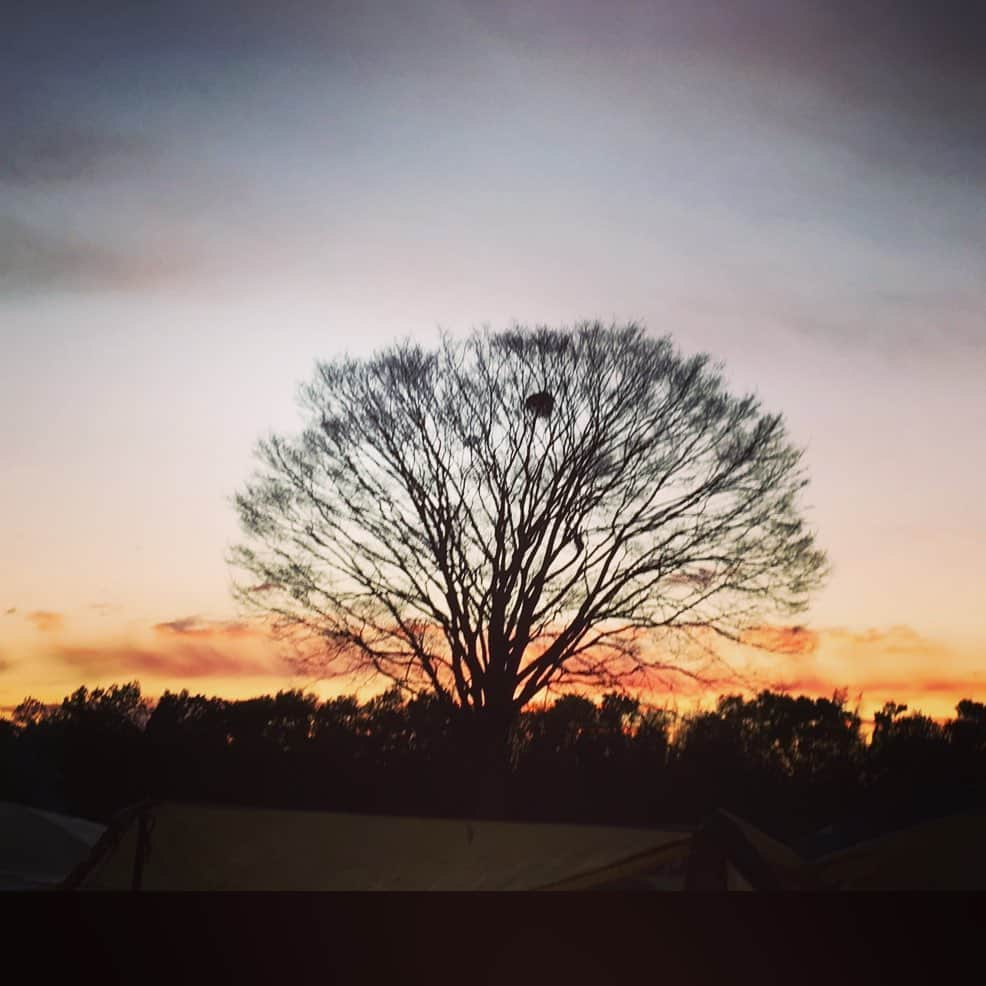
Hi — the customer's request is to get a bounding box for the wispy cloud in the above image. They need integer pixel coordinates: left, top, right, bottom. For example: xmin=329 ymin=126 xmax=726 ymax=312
xmin=621 ymin=622 xmax=984 ymax=721
xmin=26 ymin=610 xmax=64 ymax=632
xmin=740 ymin=625 xmax=820 ymax=656
xmin=246 ymin=582 xmax=279 ymax=594
xmin=861 ymin=674 xmax=986 ymax=698
xmin=56 ymin=642 xmax=276 ymax=679
xmin=0 ymin=126 xmax=149 ymax=186
xmin=0 ymin=216 xmax=196 ymax=296
xmin=48 ymin=612 xmax=283 ymax=680
xmin=766 ymin=673 xmax=853 ymax=697
xmin=153 ymin=615 xmax=255 ymax=639
xmin=820 ymin=625 xmax=958 ymax=661
xmin=748 ymin=625 xmax=984 ymax=716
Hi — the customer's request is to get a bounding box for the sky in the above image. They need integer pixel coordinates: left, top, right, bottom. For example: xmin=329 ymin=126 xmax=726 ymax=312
xmin=2 ymin=0 xmax=984 ymax=720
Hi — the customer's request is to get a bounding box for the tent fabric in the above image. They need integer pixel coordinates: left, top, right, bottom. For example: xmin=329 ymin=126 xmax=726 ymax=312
xmin=539 ymin=837 xmax=693 ymax=891
xmin=0 ymin=801 xmax=106 ymax=890
xmin=73 ymin=799 xmax=985 ymax=891
xmin=687 ymin=806 xmax=986 ymax=891
xmin=693 ymin=810 xmax=823 ymax=891
xmin=66 ymin=802 xmax=696 ymax=892
xmin=808 ymin=807 xmax=986 ymax=891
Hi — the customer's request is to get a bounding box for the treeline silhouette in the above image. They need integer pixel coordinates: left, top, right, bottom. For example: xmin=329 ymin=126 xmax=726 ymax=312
xmin=2 ymin=684 xmax=984 ymax=844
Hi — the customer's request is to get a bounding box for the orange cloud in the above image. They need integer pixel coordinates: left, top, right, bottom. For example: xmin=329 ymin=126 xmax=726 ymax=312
xmin=822 ymin=625 xmax=938 ymax=652
xmin=570 ymin=623 xmax=984 ymax=722
xmin=55 ymin=642 xmax=277 ymax=679
xmin=738 ymin=624 xmax=984 ymax=719
xmin=831 ymin=675 xmax=986 ymax=705
xmin=26 ymin=610 xmax=64 ymax=632
xmin=152 ymin=616 xmax=255 ymax=639
xmin=766 ymin=674 xmax=844 ymax=696
xmin=9 ymin=610 xmax=979 ymax=724
xmin=740 ymin=625 xmax=820 ymax=656
xmin=815 ymin=626 xmax=972 ymax=678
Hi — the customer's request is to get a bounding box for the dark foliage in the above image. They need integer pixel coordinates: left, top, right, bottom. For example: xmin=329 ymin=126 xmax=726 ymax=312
xmin=2 ymin=683 xmax=984 ymax=842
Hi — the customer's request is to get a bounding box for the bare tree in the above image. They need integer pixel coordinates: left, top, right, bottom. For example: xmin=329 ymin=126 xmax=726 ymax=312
xmin=231 ymin=322 xmax=827 ymax=787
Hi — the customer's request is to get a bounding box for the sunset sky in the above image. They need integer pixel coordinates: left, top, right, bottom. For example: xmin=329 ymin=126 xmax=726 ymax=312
xmin=2 ymin=1 xmax=984 ymax=721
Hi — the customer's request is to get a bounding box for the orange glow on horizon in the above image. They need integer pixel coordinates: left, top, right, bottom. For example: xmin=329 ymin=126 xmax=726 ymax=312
xmin=1 ymin=612 xmax=981 ymax=728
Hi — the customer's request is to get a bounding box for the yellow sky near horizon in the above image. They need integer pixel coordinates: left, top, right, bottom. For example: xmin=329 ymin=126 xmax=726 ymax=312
xmin=2 ymin=604 xmax=981 ymax=725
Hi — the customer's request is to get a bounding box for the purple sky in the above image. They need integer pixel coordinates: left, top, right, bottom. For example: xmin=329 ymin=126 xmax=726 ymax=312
xmin=2 ymin=1 xmax=984 ymax=710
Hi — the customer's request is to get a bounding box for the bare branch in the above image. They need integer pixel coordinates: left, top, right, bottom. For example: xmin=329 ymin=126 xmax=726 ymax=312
xmin=231 ymin=322 xmax=827 ymax=722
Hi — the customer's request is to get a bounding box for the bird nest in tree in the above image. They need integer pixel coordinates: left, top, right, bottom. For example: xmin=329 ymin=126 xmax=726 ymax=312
xmin=525 ymin=391 xmax=554 ymax=418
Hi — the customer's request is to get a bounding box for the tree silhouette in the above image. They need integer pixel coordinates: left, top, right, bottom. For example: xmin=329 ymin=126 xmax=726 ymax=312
xmin=146 ymin=690 xmax=229 ymax=751
xmin=8 ymin=683 xmax=149 ymax=818
xmin=231 ymin=322 xmax=827 ymax=810
xmin=948 ymin=700 xmax=986 ymax=768
xmin=871 ymin=702 xmax=948 ymax=773
xmin=12 ymin=696 xmax=50 ymax=729
xmin=3 ymin=680 xmax=984 ymax=835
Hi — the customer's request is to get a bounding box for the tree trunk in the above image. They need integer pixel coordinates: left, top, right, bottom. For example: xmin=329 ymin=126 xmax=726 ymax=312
xmin=466 ymin=705 xmax=515 ymax=821
xmin=475 ymin=760 xmax=509 ymax=820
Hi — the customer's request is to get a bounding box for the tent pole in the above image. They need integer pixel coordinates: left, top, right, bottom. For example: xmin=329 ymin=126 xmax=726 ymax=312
xmin=131 ymin=806 xmax=151 ymax=891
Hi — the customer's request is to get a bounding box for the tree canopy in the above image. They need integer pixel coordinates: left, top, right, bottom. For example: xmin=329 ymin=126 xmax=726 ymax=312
xmin=5 ymin=681 xmax=984 ymax=837
xmin=231 ymin=322 xmax=826 ymax=731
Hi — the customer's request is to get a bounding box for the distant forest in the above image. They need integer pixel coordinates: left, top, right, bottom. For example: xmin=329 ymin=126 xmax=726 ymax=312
xmin=2 ymin=684 xmax=984 ymax=846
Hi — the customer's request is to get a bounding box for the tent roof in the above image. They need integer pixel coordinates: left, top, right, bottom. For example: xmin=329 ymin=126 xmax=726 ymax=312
xmin=809 ymin=806 xmax=986 ymax=891
xmin=0 ymin=801 xmax=106 ymax=890
xmin=68 ymin=802 xmax=694 ymax=891
xmin=76 ymin=800 xmax=984 ymax=891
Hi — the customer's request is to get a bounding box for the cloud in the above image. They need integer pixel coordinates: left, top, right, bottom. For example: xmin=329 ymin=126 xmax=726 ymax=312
xmin=153 ymin=615 xmax=255 ymax=638
xmin=747 ymin=624 xmax=985 ymax=716
xmin=619 ymin=622 xmax=984 ymax=721
xmin=766 ymin=674 xmax=853 ymax=697
xmin=55 ymin=642 xmax=277 ymax=679
xmin=819 ymin=625 xmax=958 ymax=663
xmin=861 ymin=674 xmax=986 ymax=698
xmin=44 ymin=611 xmax=286 ymax=682
xmin=0 ymin=127 xmax=149 ymax=185
xmin=485 ymin=1 xmax=986 ymax=196
xmin=0 ymin=216 xmax=197 ymax=296
xmin=26 ymin=610 xmax=64 ymax=632
xmin=246 ymin=582 xmax=279 ymax=594
xmin=740 ymin=625 xmax=820 ymax=656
